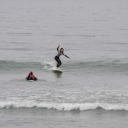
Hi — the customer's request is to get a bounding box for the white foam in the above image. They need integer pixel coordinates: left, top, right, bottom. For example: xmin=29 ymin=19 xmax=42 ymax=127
xmin=43 ymin=61 xmax=55 ymax=67
xmin=0 ymin=101 xmax=128 ymax=111
xmin=42 ymin=61 xmax=56 ymax=70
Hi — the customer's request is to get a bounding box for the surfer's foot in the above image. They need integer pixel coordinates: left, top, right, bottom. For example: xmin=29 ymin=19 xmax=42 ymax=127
xmin=56 ymin=67 xmax=59 ymax=70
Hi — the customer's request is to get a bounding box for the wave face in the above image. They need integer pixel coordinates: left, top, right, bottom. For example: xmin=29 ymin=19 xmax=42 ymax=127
xmin=42 ymin=60 xmax=128 ymax=74
xmin=66 ymin=61 xmax=128 ymax=73
xmin=0 ymin=101 xmax=128 ymax=111
xmin=1 ymin=60 xmax=128 ymax=74
xmin=0 ymin=60 xmax=43 ymax=70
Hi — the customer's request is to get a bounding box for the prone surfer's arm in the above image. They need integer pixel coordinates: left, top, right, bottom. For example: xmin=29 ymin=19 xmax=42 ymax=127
xmin=26 ymin=74 xmax=30 ymax=79
xmin=34 ymin=75 xmax=37 ymax=78
xmin=26 ymin=76 xmax=29 ymax=80
xmin=33 ymin=75 xmax=37 ymax=80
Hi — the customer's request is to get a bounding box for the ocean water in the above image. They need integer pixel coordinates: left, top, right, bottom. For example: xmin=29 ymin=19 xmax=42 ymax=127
xmin=0 ymin=0 xmax=128 ymax=127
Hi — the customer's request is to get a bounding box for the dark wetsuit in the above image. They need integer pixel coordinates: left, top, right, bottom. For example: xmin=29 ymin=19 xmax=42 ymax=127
xmin=54 ymin=47 xmax=69 ymax=68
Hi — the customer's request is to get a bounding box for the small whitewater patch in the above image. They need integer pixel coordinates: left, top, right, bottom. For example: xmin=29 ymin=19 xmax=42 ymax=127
xmin=42 ymin=61 xmax=56 ymax=71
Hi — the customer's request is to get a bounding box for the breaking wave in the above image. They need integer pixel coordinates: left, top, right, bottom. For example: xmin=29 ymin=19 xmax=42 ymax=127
xmin=0 ymin=101 xmax=128 ymax=111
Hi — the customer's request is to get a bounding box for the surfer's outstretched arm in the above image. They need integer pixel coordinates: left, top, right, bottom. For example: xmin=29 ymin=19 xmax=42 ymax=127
xmin=57 ymin=45 xmax=60 ymax=51
xmin=63 ymin=53 xmax=71 ymax=59
xmin=65 ymin=55 xmax=69 ymax=58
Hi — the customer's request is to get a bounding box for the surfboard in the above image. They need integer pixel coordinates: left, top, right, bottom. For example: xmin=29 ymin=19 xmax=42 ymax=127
xmin=27 ymin=80 xmax=35 ymax=82
xmin=53 ymin=67 xmax=63 ymax=73
xmin=27 ymin=78 xmax=37 ymax=81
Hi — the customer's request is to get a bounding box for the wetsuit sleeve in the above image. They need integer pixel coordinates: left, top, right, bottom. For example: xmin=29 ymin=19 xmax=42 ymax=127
xmin=57 ymin=47 xmax=59 ymax=51
xmin=65 ymin=55 xmax=69 ymax=58
xmin=63 ymin=53 xmax=69 ymax=58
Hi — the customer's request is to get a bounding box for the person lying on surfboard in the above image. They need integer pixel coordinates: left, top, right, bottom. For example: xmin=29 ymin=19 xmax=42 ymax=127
xmin=54 ymin=45 xmax=70 ymax=70
xmin=26 ymin=71 xmax=37 ymax=81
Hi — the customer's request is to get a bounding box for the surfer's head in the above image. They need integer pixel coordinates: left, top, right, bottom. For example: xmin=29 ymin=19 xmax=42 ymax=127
xmin=30 ymin=71 xmax=33 ymax=75
xmin=60 ymin=48 xmax=64 ymax=53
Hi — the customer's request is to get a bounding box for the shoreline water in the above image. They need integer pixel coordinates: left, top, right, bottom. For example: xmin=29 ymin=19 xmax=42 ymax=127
xmin=0 ymin=108 xmax=128 ymax=128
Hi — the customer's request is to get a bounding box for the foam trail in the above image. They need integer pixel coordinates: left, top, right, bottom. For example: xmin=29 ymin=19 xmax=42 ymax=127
xmin=42 ymin=61 xmax=56 ymax=70
xmin=0 ymin=101 xmax=128 ymax=111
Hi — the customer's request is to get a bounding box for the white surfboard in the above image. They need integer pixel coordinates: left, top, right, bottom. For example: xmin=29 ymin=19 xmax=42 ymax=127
xmin=53 ymin=67 xmax=63 ymax=73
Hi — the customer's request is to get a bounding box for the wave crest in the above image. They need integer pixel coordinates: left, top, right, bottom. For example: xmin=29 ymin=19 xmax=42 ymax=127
xmin=0 ymin=101 xmax=128 ymax=111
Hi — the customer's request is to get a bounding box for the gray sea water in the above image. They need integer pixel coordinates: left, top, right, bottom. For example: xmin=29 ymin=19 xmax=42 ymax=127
xmin=0 ymin=0 xmax=128 ymax=127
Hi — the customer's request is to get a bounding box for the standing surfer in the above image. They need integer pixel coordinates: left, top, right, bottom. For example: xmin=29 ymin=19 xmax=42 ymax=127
xmin=54 ymin=45 xmax=70 ymax=70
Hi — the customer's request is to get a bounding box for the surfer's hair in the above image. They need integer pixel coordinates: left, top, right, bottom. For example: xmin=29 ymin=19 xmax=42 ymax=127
xmin=30 ymin=71 xmax=33 ymax=74
xmin=60 ymin=48 xmax=64 ymax=52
